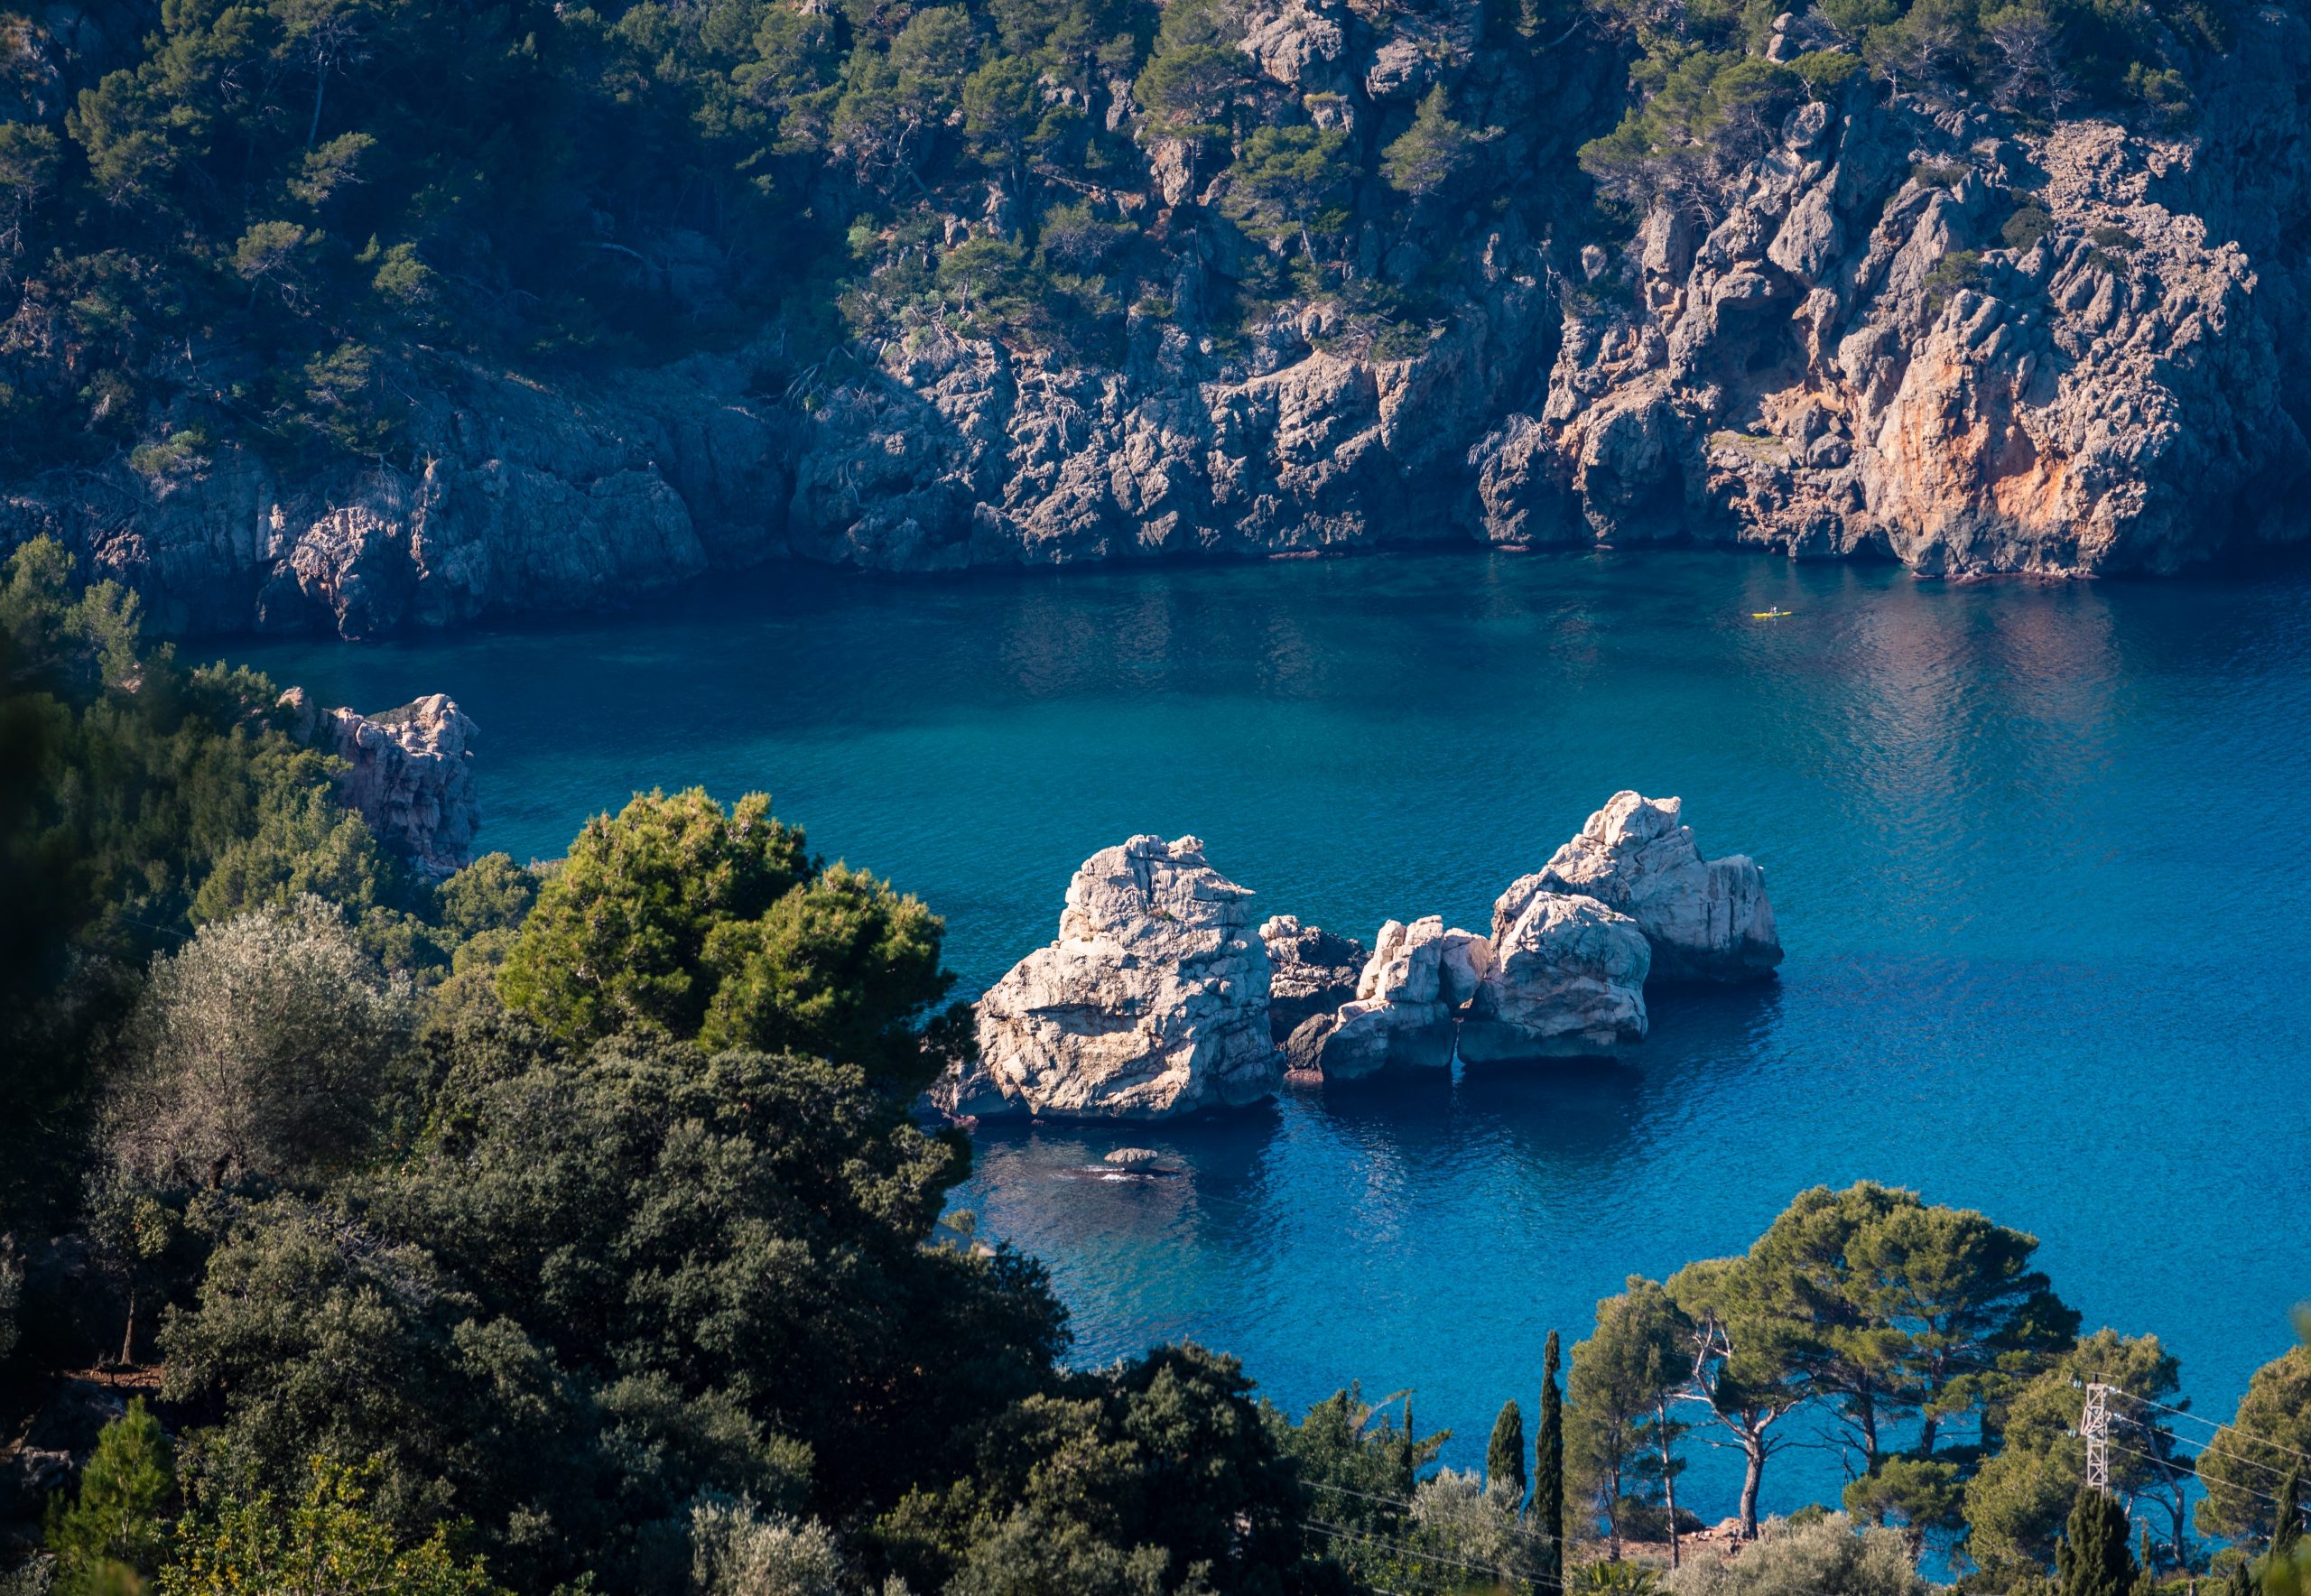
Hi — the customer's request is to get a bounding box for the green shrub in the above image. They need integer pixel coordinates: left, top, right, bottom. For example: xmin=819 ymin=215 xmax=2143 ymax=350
xmin=2090 ymin=224 xmax=2142 ymax=251
xmin=1370 ymin=320 xmax=1434 ymax=361
xmin=1665 ymin=1513 xmax=1931 ymax=1596
xmin=2002 ymin=205 xmax=2055 ymax=251
xmin=1791 ymin=49 xmax=1862 ymax=97
xmin=1913 ymin=162 xmax=1971 ymax=190
xmin=1922 ymin=247 xmax=1982 ymax=315
xmin=45 ymin=1399 xmax=176 ymax=1595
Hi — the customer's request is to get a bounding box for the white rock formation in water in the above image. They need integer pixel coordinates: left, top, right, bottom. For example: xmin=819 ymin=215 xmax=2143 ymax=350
xmin=940 ymin=835 xmax=1282 ymax=1120
xmin=1460 ymin=890 xmax=1651 ymax=1062
xmin=1288 ymin=915 xmax=1490 ymax=1079
xmin=1515 ymin=792 xmax=1781 ymax=982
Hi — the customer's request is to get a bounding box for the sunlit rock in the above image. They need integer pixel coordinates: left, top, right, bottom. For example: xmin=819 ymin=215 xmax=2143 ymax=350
xmin=1517 ymin=791 xmax=1781 ymax=982
xmin=941 ymin=835 xmax=1281 ymax=1120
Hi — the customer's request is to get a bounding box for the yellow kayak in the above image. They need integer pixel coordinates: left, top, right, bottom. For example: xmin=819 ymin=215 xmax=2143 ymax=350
xmin=1752 ymin=608 xmax=1794 ymax=619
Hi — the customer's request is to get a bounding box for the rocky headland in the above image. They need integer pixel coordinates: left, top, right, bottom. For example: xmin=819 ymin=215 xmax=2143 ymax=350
xmin=942 ymin=791 xmax=1780 ymax=1120
xmin=278 ymin=688 xmax=483 ymax=875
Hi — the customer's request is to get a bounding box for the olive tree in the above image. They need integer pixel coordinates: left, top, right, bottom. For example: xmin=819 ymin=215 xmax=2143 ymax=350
xmin=689 ymin=1496 xmax=844 ymax=1596
xmin=1665 ymin=1512 xmax=1930 ymax=1596
xmin=110 ymin=895 xmax=413 ymax=1191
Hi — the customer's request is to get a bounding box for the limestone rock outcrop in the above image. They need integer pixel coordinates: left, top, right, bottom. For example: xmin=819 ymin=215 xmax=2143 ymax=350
xmin=10 ymin=10 xmax=2311 ymax=636
xmin=1460 ymin=891 xmax=1651 ymax=1062
xmin=1488 ymin=31 xmax=2311 ymax=575
xmin=1259 ymin=914 xmax=1368 ymax=1042
xmin=5 ymin=353 xmax=788 ymax=639
xmin=1290 ymin=916 xmax=1490 ymax=1080
xmin=942 ymin=836 xmax=1281 ymax=1120
xmin=1521 ymin=792 xmax=1780 ymax=983
xmin=280 ymin=688 xmax=480 ymax=876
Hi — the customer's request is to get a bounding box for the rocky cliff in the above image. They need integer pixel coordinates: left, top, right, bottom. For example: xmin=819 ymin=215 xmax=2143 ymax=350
xmin=8 ymin=0 xmax=2307 ymax=636
xmin=279 ymin=688 xmax=482 ymax=874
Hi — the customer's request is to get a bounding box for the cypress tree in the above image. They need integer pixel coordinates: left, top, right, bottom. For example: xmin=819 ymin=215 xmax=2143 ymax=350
xmin=1402 ymin=1396 xmax=1419 ymax=1502
xmin=2056 ymin=1489 xmax=2138 ymax=1596
xmin=2229 ymin=1559 xmax=2257 ymax=1596
xmin=2277 ymin=1470 xmax=2304 ymax=1559
xmin=2132 ymin=1527 xmax=2161 ymax=1596
xmin=1489 ymin=1399 xmax=1527 ymax=1506
xmin=1538 ymin=1330 xmax=1564 ymax=1595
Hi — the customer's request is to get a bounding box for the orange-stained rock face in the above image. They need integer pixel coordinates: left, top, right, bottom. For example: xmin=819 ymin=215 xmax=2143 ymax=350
xmin=1488 ymin=30 xmax=2311 ymax=578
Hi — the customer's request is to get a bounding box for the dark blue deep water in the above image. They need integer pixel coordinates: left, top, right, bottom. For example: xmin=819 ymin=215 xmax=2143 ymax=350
xmin=228 ymin=550 xmax=2311 ymax=1526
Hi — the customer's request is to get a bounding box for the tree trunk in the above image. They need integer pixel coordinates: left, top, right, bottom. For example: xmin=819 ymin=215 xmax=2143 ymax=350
xmin=1739 ymin=1433 xmax=1766 ymax=1539
xmin=1658 ymin=1398 xmax=1681 ymax=1569
xmin=308 ymin=67 xmax=327 ymax=149
xmin=118 ymin=1285 xmax=135 ymax=1367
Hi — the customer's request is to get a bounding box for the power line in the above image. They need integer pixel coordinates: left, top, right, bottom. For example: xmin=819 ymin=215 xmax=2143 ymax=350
xmin=1302 ymin=1519 xmax=1531 ymax=1582
xmin=2103 ymin=1439 xmax=2292 ymax=1513
xmin=2114 ymin=1392 xmax=2311 ymax=1471
xmin=1307 ymin=1480 xmax=1560 ymax=1536
xmin=2117 ymin=1416 xmax=2306 ymax=1492
xmin=1303 ymin=1480 xmax=1571 ymax=1549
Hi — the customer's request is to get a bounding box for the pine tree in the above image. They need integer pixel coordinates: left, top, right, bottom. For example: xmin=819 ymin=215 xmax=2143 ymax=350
xmin=1538 ymin=1330 xmax=1564 ymax=1594
xmin=2277 ymin=1470 xmax=2304 ymax=1559
xmin=2056 ymin=1489 xmax=2138 ymax=1596
xmin=1379 ymin=85 xmax=1477 ymax=199
xmin=45 ymin=1397 xmax=175 ymax=1596
xmin=1489 ymin=1399 xmax=1527 ymax=1506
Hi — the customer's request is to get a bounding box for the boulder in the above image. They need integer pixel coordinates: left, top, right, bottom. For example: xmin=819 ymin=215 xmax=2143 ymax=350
xmin=1105 ymin=1147 xmax=1164 ymax=1168
xmin=1460 ymin=891 xmax=1650 ymax=1061
xmin=1259 ymin=914 xmax=1369 ymax=1041
xmin=0 ymin=1378 xmax=128 ymax=1522
xmin=1295 ymin=915 xmax=1489 ymax=1079
xmin=943 ymin=836 xmax=1282 ymax=1119
xmin=1520 ymin=792 xmax=1781 ymax=982
xmin=280 ymin=688 xmax=480 ymax=876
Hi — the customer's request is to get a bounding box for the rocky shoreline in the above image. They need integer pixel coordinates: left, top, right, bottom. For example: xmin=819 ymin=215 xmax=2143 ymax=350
xmin=6 ymin=7 xmax=2308 ymax=638
xmin=934 ymin=792 xmax=1779 ymax=1122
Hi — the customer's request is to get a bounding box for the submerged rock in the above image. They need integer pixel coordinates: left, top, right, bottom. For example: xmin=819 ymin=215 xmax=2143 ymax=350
xmin=1461 ymin=890 xmax=1650 ymax=1061
xmin=1295 ymin=915 xmax=1489 ymax=1080
xmin=280 ymin=688 xmax=480 ymax=876
xmin=1259 ymin=914 xmax=1369 ymax=1041
xmin=943 ymin=835 xmax=1282 ymax=1120
xmin=1517 ymin=792 xmax=1781 ymax=982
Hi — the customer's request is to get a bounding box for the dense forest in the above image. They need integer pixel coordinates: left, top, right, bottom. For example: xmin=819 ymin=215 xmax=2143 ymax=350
xmin=0 ymin=0 xmax=2245 ymax=486
xmin=4 ymin=539 xmax=2310 ymax=1593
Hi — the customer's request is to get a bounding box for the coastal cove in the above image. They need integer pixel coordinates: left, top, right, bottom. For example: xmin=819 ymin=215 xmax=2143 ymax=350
xmin=228 ymin=548 xmax=2311 ymax=1527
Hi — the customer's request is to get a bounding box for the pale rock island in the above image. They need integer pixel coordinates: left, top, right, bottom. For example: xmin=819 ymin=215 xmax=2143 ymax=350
xmin=936 ymin=790 xmax=1782 ymax=1121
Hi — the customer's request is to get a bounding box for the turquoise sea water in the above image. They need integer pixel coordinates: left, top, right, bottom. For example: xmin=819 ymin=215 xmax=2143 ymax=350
xmin=227 ymin=550 xmax=2311 ymax=1532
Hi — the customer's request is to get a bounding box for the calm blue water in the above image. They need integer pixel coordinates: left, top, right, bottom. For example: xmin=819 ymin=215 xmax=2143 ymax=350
xmin=227 ymin=550 xmax=2311 ymax=1530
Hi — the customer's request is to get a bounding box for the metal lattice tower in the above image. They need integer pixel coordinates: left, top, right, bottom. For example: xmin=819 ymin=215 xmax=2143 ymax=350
xmin=2081 ymin=1382 xmax=2114 ymax=1493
